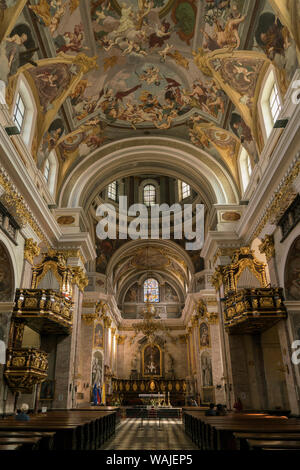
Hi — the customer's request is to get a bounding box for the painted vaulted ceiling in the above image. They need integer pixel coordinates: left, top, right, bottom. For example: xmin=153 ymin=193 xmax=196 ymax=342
xmin=0 ymin=0 xmax=299 ymax=203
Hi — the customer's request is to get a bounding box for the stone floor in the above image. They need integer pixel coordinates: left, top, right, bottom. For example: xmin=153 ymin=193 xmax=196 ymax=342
xmin=100 ymin=418 xmax=198 ymax=450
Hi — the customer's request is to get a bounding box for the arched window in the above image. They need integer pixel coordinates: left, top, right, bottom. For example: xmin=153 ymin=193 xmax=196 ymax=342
xmin=259 ymin=68 xmax=282 ymax=139
xmin=180 ymin=181 xmax=191 ymax=200
xmin=144 ymin=278 xmax=159 ymax=303
xmin=12 ymin=76 xmax=37 ymax=148
xmin=13 ymin=93 xmax=26 ymax=132
xmin=239 ymin=147 xmax=252 ymax=192
xmin=269 ymin=82 xmax=281 ymax=123
xmin=108 ymin=181 xmax=118 ymax=201
xmin=143 ymin=184 xmax=156 ymax=207
xmin=43 ymin=158 xmax=50 ymax=182
xmin=42 ymin=150 xmax=58 ymax=196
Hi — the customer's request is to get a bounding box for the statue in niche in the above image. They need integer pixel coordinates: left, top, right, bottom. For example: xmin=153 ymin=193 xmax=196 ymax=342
xmin=199 ymin=322 xmax=210 ymax=347
xmin=201 ymin=352 xmax=213 ymax=387
xmin=131 ymin=353 xmax=138 ymax=370
xmin=167 ymin=353 xmax=174 ymax=371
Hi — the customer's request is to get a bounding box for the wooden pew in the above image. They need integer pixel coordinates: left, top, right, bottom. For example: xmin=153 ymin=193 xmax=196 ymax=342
xmin=0 ymin=412 xmax=112 ymax=450
xmin=0 ymin=436 xmax=41 ymax=450
xmin=183 ymin=411 xmax=300 ymax=451
xmin=0 ymin=431 xmax=55 ymax=450
xmin=247 ymin=439 xmax=300 ymax=450
xmin=43 ymin=410 xmax=116 ymax=449
xmin=0 ymin=444 xmax=22 ymax=450
xmin=234 ymin=432 xmax=300 ymax=450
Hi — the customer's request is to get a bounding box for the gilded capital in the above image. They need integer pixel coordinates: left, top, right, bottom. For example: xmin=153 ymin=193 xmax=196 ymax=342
xmin=24 ymin=238 xmax=40 ymax=264
xmin=117 ymin=335 xmax=126 ymax=345
xmin=103 ymin=316 xmax=112 ymax=328
xmin=82 ymin=313 xmax=97 ymax=326
xmin=71 ymin=266 xmax=89 ymax=292
xmin=259 ymin=235 xmax=275 ymax=262
xmin=207 ymin=311 xmax=219 ymax=324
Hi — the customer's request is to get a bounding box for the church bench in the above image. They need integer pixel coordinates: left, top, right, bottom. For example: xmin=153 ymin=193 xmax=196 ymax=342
xmin=0 ymin=436 xmax=42 ymax=451
xmin=233 ymin=432 xmax=300 ymax=450
xmin=183 ymin=411 xmax=300 ymax=450
xmin=71 ymin=407 xmax=121 ymax=425
xmin=210 ymin=422 xmax=300 ymax=451
xmin=0 ymin=444 xmax=23 ymax=451
xmin=43 ymin=410 xmax=116 ymax=448
xmin=246 ymin=439 xmax=300 ymax=450
xmin=0 ymin=421 xmax=85 ymax=450
xmin=0 ymin=431 xmax=55 ymax=450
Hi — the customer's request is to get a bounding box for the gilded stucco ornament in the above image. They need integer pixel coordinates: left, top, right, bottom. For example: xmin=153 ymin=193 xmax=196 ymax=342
xmin=259 ymin=235 xmax=275 ymax=262
xmin=24 ymin=238 xmax=40 ymax=265
xmin=0 ymin=170 xmax=47 ymax=244
xmin=71 ymin=266 xmax=89 ymax=292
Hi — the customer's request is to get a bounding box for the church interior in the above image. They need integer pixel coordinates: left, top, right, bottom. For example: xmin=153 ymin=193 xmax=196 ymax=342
xmin=0 ymin=0 xmax=300 ymax=453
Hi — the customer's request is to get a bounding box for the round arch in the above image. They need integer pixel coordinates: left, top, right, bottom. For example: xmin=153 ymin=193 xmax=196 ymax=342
xmin=58 ymin=137 xmax=240 ymax=209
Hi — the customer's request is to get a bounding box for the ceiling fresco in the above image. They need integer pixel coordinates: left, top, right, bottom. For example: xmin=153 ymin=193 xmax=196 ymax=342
xmin=1 ymin=0 xmax=298 ymax=184
xmin=103 ymin=242 xmax=193 ymax=297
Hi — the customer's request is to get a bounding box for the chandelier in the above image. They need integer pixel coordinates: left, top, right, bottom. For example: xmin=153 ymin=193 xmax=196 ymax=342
xmin=130 ymin=244 xmax=175 ymax=345
xmin=130 ymin=296 xmax=174 ymax=346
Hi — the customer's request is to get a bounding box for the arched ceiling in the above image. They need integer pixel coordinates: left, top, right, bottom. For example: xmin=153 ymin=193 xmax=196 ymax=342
xmin=105 ymin=239 xmax=195 ymax=300
xmin=1 ymin=0 xmax=299 ymax=212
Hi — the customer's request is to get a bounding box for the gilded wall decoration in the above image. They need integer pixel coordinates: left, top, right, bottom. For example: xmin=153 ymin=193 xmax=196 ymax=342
xmin=93 ymin=322 xmax=104 ymax=348
xmin=0 ymin=242 xmax=14 ymax=301
xmin=199 ymin=322 xmax=210 ymax=348
xmin=142 ymin=343 xmax=162 ymax=377
xmin=285 ymin=236 xmax=300 ymax=301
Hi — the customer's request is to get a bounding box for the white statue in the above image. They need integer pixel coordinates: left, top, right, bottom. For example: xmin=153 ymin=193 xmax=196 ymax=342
xmin=131 ymin=353 xmax=137 ymax=370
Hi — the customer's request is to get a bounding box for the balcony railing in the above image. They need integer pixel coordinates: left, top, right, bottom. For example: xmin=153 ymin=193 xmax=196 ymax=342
xmin=13 ymin=289 xmax=73 ymax=334
xmin=4 ymin=348 xmax=48 ymax=393
xmin=223 ymin=287 xmax=287 ymax=334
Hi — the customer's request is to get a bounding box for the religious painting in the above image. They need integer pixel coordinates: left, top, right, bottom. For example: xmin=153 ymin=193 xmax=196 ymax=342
xmin=0 ymin=243 xmax=14 ymax=302
xmin=93 ymin=322 xmax=104 ymax=348
xmin=201 ymin=351 xmax=213 ymax=388
xmin=165 ymin=283 xmax=178 ymax=301
xmin=95 ymin=238 xmax=127 ymax=274
xmin=202 ymin=0 xmax=247 ymax=51
xmin=28 ymin=63 xmax=74 ymax=112
xmin=199 ymin=322 xmax=210 ymax=348
xmin=40 ymin=117 xmax=65 ymax=158
xmin=125 ymin=283 xmax=138 ymax=302
xmin=230 ymin=111 xmax=258 ymax=162
xmin=142 ymin=344 xmax=162 ymax=377
xmin=255 ymin=12 xmax=298 ymax=84
xmin=40 ymin=379 xmax=55 ymax=401
xmin=2 ymin=23 xmax=37 ymax=81
xmin=91 ymin=350 xmax=103 ymax=387
xmin=285 ymin=236 xmax=300 ymax=301
xmin=215 ymin=57 xmax=265 ymax=106
xmin=29 ymin=0 xmax=80 ymax=37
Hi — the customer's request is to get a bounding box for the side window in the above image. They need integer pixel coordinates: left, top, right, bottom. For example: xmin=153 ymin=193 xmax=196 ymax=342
xmin=13 ymin=93 xmax=26 ymax=132
xmin=239 ymin=148 xmax=252 ymax=192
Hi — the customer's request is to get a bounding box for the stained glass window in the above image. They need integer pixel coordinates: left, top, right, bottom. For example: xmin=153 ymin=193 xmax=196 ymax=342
xmin=143 ymin=184 xmax=156 ymax=206
xmin=144 ymin=278 xmax=159 ymax=303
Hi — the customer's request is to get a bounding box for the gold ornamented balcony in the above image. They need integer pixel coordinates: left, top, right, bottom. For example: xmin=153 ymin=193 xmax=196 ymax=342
xmin=13 ymin=289 xmax=73 ymax=334
xmin=4 ymin=348 xmax=48 ymax=393
xmin=223 ymin=288 xmax=287 ymax=334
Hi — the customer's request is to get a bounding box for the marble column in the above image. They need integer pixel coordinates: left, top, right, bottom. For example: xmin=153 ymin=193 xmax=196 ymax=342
xmin=262 ymin=240 xmax=300 ymax=414
xmin=0 ymin=302 xmax=16 ymax=415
